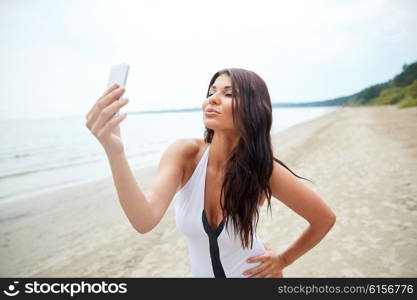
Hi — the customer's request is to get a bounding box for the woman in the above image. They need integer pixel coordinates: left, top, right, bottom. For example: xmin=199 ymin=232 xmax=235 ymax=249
xmin=85 ymin=68 xmax=336 ymax=278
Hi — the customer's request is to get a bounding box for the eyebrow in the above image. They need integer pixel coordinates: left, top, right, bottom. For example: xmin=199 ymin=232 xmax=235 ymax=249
xmin=210 ymin=85 xmax=232 ymax=90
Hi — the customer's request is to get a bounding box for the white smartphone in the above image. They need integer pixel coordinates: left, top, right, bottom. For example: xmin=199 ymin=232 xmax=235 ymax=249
xmin=107 ymin=63 xmax=130 ymax=119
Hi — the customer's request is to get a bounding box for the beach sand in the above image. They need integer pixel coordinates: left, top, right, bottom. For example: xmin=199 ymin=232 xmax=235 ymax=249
xmin=1 ymin=105 xmax=416 ymax=277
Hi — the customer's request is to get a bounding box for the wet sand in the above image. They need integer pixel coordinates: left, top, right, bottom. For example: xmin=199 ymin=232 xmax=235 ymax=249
xmin=1 ymin=105 xmax=416 ymax=277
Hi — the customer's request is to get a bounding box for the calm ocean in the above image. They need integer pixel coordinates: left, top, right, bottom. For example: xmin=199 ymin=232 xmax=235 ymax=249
xmin=0 ymin=106 xmax=336 ymax=203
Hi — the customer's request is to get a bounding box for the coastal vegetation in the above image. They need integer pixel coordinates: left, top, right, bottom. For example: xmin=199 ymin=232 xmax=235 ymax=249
xmin=275 ymin=61 xmax=417 ymax=109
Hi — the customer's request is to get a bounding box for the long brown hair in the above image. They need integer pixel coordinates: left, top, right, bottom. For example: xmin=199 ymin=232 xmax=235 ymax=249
xmin=204 ymin=68 xmax=313 ymax=249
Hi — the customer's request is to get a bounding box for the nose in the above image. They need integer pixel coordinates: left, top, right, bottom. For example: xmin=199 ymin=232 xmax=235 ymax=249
xmin=208 ymin=92 xmax=220 ymax=104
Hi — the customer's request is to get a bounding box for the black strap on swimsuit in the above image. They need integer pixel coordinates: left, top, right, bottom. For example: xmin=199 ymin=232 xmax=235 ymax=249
xmin=202 ymin=209 xmax=226 ymax=278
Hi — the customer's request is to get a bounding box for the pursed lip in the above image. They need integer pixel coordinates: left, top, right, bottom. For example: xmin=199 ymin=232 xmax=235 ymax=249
xmin=205 ymin=107 xmax=220 ymax=114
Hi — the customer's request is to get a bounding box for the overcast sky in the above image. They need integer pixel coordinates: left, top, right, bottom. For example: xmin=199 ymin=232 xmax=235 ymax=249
xmin=1 ymin=0 xmax=416 ymax=120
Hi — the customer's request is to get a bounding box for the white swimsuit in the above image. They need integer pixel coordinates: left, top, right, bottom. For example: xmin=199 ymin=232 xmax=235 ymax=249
xmin=172 ymin=144 xmax=266 ymax=277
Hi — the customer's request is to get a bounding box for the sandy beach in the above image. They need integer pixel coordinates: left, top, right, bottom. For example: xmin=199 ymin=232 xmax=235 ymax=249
xmin=1 ymin=105 xmax=416 ymax=277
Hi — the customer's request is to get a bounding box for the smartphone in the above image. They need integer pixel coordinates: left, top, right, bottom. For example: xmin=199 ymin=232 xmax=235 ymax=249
xmin=107 ymin=63 xmax=130 ymax=119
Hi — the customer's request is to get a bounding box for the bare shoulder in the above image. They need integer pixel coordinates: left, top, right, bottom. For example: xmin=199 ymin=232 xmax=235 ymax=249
xmin=164 ymin=137 xmax=204 ymax=173
xmin=184 ymin=138 xmax=204 ymax=156
xmin=180 ymin=137 xmax=206 ymax=163
xmin=173 ymin=138 xmax=206 ymax=189
xmin=170 ymin=138 xmax=203 ymax=162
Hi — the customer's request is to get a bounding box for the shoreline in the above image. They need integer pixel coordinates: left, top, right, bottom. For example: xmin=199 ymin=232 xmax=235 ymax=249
xmin=0 ymin=107 xmax=340 ymax=222
xmin=0 ymin=106 xmax=337 ymax=207
xmin=1 ymin=105 xmax=416 ymax=277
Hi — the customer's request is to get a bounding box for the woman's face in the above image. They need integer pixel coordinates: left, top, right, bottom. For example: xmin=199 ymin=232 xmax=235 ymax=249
xmin=202 ymin=74 xmax=236 ymax=133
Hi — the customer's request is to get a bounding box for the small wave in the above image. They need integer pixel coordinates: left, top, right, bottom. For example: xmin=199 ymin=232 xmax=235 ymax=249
xmin=14 ymin=153 xmax=31 ymax=159
xmin=0 ymin=158 xmax=104 ymax=180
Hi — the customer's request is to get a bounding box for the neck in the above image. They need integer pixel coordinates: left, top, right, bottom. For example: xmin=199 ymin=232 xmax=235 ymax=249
xmin=208 ymin=131 xmax=240 ymax=174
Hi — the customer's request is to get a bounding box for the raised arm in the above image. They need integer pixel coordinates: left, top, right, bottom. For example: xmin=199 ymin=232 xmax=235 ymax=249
xmin=85 ymin=83 xmax=190 ymax=234
xmin=107 ymin=139 xmax=190 ymax=234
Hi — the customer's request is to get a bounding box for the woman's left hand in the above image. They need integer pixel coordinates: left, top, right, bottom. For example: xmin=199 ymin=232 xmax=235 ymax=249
xmin=242 ymin=244 xmax=286 ymax=278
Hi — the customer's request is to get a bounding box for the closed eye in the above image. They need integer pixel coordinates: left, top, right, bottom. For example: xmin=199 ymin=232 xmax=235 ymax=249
xmin=208 ymin=93 xmax=233 ymax=97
